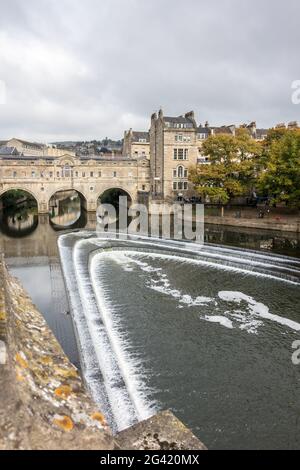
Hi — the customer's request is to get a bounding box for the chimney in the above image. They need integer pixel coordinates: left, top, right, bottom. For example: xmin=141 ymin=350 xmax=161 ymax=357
xmin=185 ymin=111 xmax=194 ymax=120
xmin=185 ymin=110 xmax=196 ymax=127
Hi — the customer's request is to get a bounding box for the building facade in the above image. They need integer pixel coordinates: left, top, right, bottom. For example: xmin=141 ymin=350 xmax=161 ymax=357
xmin=3 ymin=138 xmax=76 ymax=157
xmin=123 ymin=130 xmax=150 ymax=159
xmin=149 ymin=110 xmax=199 ymax=200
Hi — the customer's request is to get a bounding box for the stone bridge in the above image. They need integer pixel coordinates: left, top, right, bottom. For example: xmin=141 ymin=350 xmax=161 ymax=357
xmin=0 ymin=154 xmax=151 ymax=213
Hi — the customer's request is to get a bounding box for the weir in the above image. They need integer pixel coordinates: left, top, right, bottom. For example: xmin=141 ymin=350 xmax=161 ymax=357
xmin=58 ymin=232 xmax=300 ymax=448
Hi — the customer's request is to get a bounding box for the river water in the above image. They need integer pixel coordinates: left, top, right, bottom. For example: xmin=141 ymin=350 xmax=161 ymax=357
xmin=1 ymin=203 xmax=300 ymax=449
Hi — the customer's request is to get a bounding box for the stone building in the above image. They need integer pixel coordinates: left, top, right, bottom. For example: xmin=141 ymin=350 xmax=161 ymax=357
xmin=149 ymin=110 xmax=199 ymax=200
xmin=3 ymin=138 xmax=75 ymax=157
xmin=122 ymin=129 xmax=150 ymax=159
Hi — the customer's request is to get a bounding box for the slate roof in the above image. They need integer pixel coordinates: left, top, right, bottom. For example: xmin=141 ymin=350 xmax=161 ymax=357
xmin=197 ymin=127 xmax=210 ymax=134
xmin=8 ymin=138 xmax=45 ymax=149
xmin=256 ymin=129 xmax=269 ymax=139
xmin=0 ymin=146 xmax=19 ymax=155
xmin=132 ymin=131 xmax=150 ymax=142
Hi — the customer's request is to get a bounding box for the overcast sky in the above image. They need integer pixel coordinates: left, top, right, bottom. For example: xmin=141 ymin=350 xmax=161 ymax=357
xmin=0 ymin=0 xmax=299 ymax=142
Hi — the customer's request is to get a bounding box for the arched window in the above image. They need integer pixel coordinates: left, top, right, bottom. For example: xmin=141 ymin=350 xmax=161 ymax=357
xmin=177 ymin=165 xmax=184 ymax=178
xmin=62 ymin=164 xmax=72 ymax=178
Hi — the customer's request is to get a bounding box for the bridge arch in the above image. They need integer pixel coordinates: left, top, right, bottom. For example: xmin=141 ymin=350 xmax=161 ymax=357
xmin=48 ymin=187 xmax=88 ymax=206
xmin=0 ymin=186 xmax=40 ymax=204
xmin=97 ymin=186 xmax=134 ymax=205
xmin=0 ymin=187 xmax=39 ymax=237
xmin=48 ymin=188 xmax=88 ymax=228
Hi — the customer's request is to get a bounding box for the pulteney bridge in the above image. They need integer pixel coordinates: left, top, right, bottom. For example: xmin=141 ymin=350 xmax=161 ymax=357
xmin=0 ymin=153 xmax=151 ymax=213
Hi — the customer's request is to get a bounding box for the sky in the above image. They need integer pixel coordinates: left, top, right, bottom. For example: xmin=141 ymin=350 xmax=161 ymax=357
xmin=0 ymin=0 xmax=300 ymax=142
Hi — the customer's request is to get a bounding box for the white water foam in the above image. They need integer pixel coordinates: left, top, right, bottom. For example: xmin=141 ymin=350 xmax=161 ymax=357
xmin=73 ymin=239 xmax=140 ymax=431
xmin=90 ymin=252 xmax=156 ymax=423
xmin=204 ymin=316 xmax=234 ymax=329
xmin=218 ymin=291 xmax=300 ymax=332
xmin=101 ymin=249 xmax=300 ymax=335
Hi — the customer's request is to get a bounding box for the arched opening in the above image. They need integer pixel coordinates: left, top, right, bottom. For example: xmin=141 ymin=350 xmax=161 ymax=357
xmin=49 ymin=189 xmax=87 ymax=230
xmin=97 ymin=188 xmax=132 ymax=230
xmin=0 ymin=189 xmax=38 ymax=237
xmin=98 ymin=187 xmax=132 ymax=208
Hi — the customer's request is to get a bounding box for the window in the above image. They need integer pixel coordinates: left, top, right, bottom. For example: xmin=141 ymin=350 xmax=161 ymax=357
xmin=173 ymin=169 xmax=177 ymax=177
xmin=13 ymin=171 xmax=17 ymax=178
xmin=90 ymin=171 xmax=94 ymax=177
xmin=139 ymin=138 xmax=147 ymax=143
xmin=75 ymin=171 xmax=78 ymax=177
xmin=98 ymin=171 xmax=102 ymax=177
xmin=62 ymin=164 xmax=72 ymax=178
xmin=57 ymin=171 xmax=60 ymax=177
xmin=176 ymin=134 xmax=191 ymax=142
xmin=198 ymin=133 xmax=207 ymax=140
xmin=82 ymin=172 xmax=85 ymax=177
xmin=113 ymin=171 xmax=117 ymax=177
xmin=174 ymin=148 xmax=188 ymax=160
xmin=184 ymin=182 xmax=188 ymax=190
xmin=178 ymin=182 xmax=183 ymax=190
xmin=49 ymin=171 xmax=53 ymax=178
xmin=178 ymin=166 xmax=183 ymax=178
xmin=184 ymin=169 xmax=188 ymax=178
xmin=142 ymin=185 xmax=146 ymax=191
xmin=31 ymin=171 xmax=36 ymax=177
xmin=173 ymin=182 xmax=177 ymax=190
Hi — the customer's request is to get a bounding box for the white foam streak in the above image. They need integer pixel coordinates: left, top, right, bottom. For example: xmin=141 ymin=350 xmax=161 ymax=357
xmin=218 ymin=291 xmax=300 ymax=332
xmin=90 ymin=254 xmax=155 ymax=422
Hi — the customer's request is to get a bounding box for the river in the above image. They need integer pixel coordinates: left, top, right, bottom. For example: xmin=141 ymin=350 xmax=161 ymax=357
xmin=1 ymin=199 xmax=300 ymax=449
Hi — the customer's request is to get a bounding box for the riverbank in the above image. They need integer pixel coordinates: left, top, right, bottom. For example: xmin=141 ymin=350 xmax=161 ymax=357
xmin=204 ymin=215 xmax=300 ymax=233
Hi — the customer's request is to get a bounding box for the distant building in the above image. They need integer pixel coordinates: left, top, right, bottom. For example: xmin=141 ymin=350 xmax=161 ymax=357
xmin=123 ymin=129 xmax=150 ymax=159
xmin=2 ymin=138 xmax=75 ymax=157
xmin=240 ymin=122 xmax=268 ymax=141
xmin=0 ymin=146 xmax=19 ymax=156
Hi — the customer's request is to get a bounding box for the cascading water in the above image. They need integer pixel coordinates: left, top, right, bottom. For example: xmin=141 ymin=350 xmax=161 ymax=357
xmin=58 ymin=231 xmax=300 ymax=448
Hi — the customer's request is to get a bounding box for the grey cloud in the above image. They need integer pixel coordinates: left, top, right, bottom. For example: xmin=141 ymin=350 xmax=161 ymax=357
xmin=0 ymin=0 xmax=299 ymax=141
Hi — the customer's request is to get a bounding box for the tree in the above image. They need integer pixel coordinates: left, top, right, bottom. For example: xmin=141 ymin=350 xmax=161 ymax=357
xmin=258 ymin=129 xmax=300 ymax=207
xmin=189 ymin=131 xmax=261 ymax=204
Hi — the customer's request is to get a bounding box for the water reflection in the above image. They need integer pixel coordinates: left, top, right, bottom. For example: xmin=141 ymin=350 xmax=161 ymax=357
xmin=205 ymin=223 xmax=300 ymax=258
xmin=0 ymin=192 xmax=38 ymax=237
xmin=49 ymin=190 xmax=87 ymax=230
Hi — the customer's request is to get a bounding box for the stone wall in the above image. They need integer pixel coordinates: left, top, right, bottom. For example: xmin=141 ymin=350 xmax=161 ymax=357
xmin=0 ymin=256 xmax=114 ymax=449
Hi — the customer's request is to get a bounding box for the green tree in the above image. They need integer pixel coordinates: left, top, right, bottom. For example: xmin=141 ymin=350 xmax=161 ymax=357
xmin=258 ymin=129 xmax=300 ymax=207
xmin=190 ymin=130 xmax=261 ymax=204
